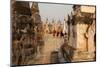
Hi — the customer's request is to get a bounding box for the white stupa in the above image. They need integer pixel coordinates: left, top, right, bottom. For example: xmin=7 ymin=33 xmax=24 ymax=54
xmin=63 ymin=17 xmax=68 ymax=34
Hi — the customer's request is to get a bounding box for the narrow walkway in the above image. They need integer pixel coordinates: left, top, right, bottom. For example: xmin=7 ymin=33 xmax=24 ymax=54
xmin=28 ymin=34 xmax=66 ymax=64
xmin=40 ymin=34 xmax=64 ymax=64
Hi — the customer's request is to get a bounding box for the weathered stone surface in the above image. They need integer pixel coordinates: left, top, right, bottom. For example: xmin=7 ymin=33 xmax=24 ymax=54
xmin=71 ymin=5 xmax=96 ymax=61
xmin=12 ymin=1 xmax=44 ymax=65
xmin=62 ymin=5 xmax=96 ymax=62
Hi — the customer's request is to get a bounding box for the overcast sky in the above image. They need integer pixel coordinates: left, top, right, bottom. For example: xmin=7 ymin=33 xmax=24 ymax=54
xmin=38 ymin=2 xmax=73 ymax=23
